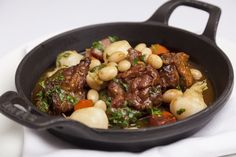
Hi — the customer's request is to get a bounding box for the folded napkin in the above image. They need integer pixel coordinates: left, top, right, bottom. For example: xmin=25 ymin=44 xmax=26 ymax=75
xmin=0 ymin=34 xmax=236 ymax=157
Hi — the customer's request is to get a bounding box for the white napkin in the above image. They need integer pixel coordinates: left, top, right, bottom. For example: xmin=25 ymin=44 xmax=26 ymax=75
xmin=0 ymin=35 xmax=236 ymax=157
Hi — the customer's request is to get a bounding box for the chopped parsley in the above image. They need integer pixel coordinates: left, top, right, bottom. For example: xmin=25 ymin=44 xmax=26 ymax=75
xmin=58 ymin=90 xmax=65 ymax=101
xmin=92 ymin=41 xmax=104 ymax=51
xmin=99 ymin=90 xmax=112 ymax=107
xmin=176 ymin=84 xmax=182 ymax=91
xmin=36 ymin=90 xmax=43 ymax=98
xmin=108 ymin=36 xmax=119 ymax=43
xmin=177 ymin=108 xmax=186 ymax=115
xmin=149 ymin=85 xmax=161 ymax=96
xmin=38 ymin=100 xmax=49 ymax=112
xmin=35 ymin=90 xmax=49 ymax=113
xmin=133 ymin=57 xmax=138 ymax=65
xmin=150 ymin=107 xmax=162 ymax=116
xmin=38 ymin=80 xmax=45 ymax=89
xmin=107 ymin=107 xmax=142 ymax=128
xmin=113 ymin=78 xmax=129 ymax=92
xmin=66 ymin=95 xmax=77 ymax=104
xmin=141 ymin=54 xmax=146 ymax=62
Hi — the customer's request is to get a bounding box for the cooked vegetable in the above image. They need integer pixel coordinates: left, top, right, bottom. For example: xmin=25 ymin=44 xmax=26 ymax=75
xmin=89 ymin=59 xmax=101 ymax=70
xmin=32 ymin=36 xmax=213 ymax=129
xmin=87 ymin=89 xmax=99 ymax=103
xmin=98 ymin=66 xmax=118 ymax=81
xmin=163 ymin=89 xmax=183 ymax=103
xmin=46 ymin=67 xmax=60 ymax=77
xmin=94 ymin=100 xmax=107 ymax=111
xmin=70 ymin=107 xmax=108 ymax=129
xmin=147 ymin=54 xmax=163 ymax=69
xmin=118 ymin=60 xmax=131 ymax=72
xmin=135 ymin=43 xmax=146 ymax=52
xmin=74 ymin=99 xmax=93 ymax=111
xmin=170 ymin=80 xmax=208 ymax=120
xmin=107 ymin=62 xmax=118 ymax=67
xmin=56 ymin=50 xmax=84 ymax=68
xmin=140 ymin=48 xmax=152 ymax=62
xmin=103 ymin=40 xmax=131 ymax=62
xmin=86 ymin=73 xmax=103 ymax=90
xmin=190 ymin=68 xmax=203 ymax=80
xmin=108 ymin=51 xmax=126 ymax=63
xmin=149 ymin=111 xmax=176 ymax=126
xmin=151 ymin=44 xmax=169 ymax=55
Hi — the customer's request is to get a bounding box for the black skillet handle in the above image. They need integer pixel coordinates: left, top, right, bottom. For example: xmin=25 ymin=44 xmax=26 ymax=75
xmin=0 ymin=91 xmax=99 ymax=139
xmin=147 ymin=0 xmax=221 ymax=42
xmin=0 ymin=91 xmax=67 ymax=130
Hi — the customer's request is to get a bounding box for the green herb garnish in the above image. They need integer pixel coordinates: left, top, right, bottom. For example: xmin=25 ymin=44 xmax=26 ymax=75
xmin=141 ymin=54 xmax=146 ymax=62
xmin=150 ymin=107 xmax=162 ymax=116
xmin=176 ymin=84 xmax=182 ymax=91
xmin=149 ymin=85 xmax=161 ymax=96
xmin=66 ymin=95 xmax=77 ymax=104
xmin=133 ymin=57 xmax=138 ymax=65
xmin=38 ymin=80 xmax=45 ymax=89
xmin=107 ymin=107 xmax=142 ymax=128
xmin=113 ymin=78 xmax=129 ymax=92
xmin=177 ymin=108 xmax=186 ymax=115
xmin=99 ymin=90 xmax=112 ymax=107
xmin=38 ymin=100 xmax=49 ymax=112
xmin=108 ymin=36 xmax=119 ymax=43
xmin=92 ymin=41 xmax=104 ymax=51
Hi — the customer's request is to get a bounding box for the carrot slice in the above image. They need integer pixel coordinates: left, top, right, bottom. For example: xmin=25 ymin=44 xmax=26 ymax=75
xmin=149 ymin=111 xmax=176 ymax=126
xmin=74 ymin=99 xmax=93 ymax=111
xmin=151 ymin=44 xmax=169 ymax=55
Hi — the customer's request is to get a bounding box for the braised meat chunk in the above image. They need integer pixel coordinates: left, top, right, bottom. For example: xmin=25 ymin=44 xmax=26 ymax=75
xmin=116 ymin=64 xmax=162 ymax=110
xmin=34 ymin=58 xmax=90 ymax=115
xmin=161 ymin=52 xmax=193 ymax=88
xmin=127 ymin=48 xmax=142 ymax=65
xmin=61 ymin=57 xmax=90 ymax=92
xmin=159 ymin=64 xmax=180 ymax=89
xmin=108 ymin=81 xmax=125 ymax=108
xmin=174 ymin=53 xmax=193 ymax=87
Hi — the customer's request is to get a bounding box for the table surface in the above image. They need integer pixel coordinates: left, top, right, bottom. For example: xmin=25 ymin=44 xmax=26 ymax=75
xmin=0 ymin=0 xmax=235 ymax=58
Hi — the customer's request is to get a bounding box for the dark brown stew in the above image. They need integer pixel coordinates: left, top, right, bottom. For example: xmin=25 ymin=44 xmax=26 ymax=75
xmin=32 ymin=36 xmax=214 ymax=129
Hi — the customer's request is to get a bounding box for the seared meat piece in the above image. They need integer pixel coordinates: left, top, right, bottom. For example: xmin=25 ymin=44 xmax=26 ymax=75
xmin=146 ymin=64 xmax=161 ymax=86
xmin=159 ymin=64 xmax=180 ymax=89
xmin=61 ymin=57 xmax=90 ymax=92
xmin=36 ymin=58 xmax=90 ymax=115
xmin=119 ymin=64 xmax=160 ymax=86
xmin=90 ymin=49 xmax=103 ymax=61
xmin=108 ymin=81 xmax=125 ymax=108
xmin=130 ymin=74 xmax=153 ymax=92
xmin=174 ymin=53 xmax=193 ymax=87
xmin=118 ymin=64 xmax=146 ymax=81
xmin=149 ymin=85 xmax=163 ymax=106
xmin=127 ymin=48 xmax=142 ymax=65
xmin=117 ymin=64 xmax=162 ymax=110
xmin=161 ymin=53 xmax=175 ymax=65
xmin=161 ymin=52 xmax=193 ymax=87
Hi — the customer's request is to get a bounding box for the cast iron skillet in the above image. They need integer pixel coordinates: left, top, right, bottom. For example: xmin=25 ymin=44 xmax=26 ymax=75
xmin=0 ymin=0 xmax=234 ymax=152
